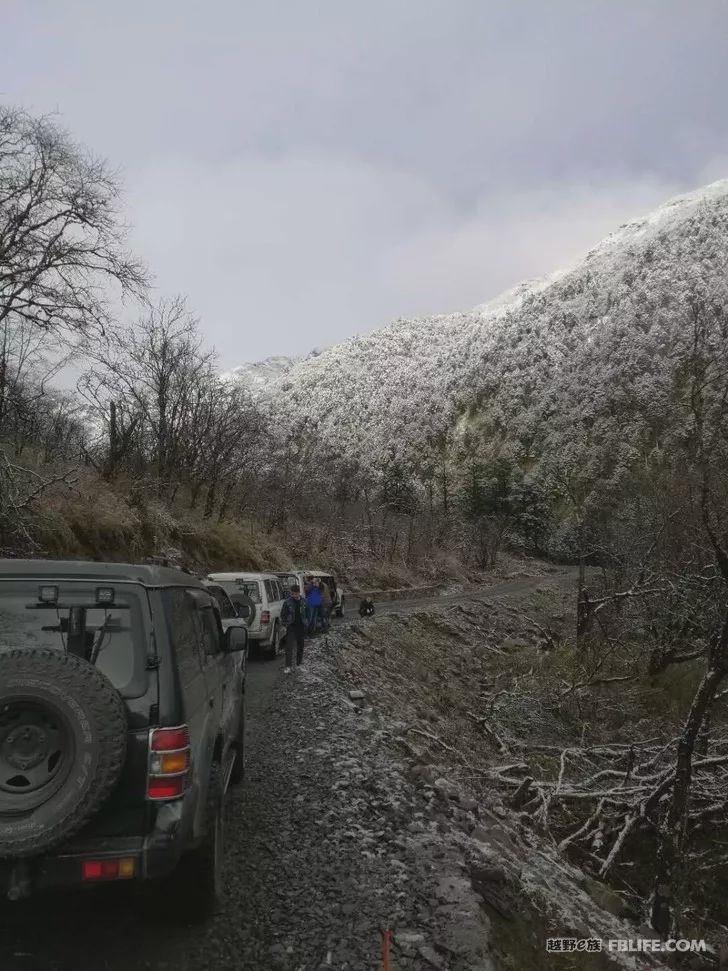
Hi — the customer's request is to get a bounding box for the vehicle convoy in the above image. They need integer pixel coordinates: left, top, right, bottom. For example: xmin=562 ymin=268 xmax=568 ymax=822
xmin=0 ymin=560 xmax=247 ymax=919
xmin=207 ymin=571 xmax=287 ymax=659
xmin=276 ymin=570 xmax=346 ymax=617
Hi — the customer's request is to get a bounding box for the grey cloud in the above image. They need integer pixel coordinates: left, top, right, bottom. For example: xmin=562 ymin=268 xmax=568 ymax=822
xmin=3 ymin=0 xmax=728 ymax=364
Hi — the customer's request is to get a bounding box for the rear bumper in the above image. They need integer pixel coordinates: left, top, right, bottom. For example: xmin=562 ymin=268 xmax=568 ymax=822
xmin=0 ymin=830 xmax=187 ymax=899
xmin=249 ymin=624 xmax=285 ymax=644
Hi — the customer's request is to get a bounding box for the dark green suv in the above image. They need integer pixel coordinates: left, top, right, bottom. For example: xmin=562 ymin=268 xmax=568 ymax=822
xmin=0 ymin=560 xmax=248 ymax=920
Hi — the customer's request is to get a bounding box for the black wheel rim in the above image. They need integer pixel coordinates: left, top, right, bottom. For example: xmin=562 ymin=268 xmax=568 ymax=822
xmin=0 ymin=701 xmax=73 ymax=814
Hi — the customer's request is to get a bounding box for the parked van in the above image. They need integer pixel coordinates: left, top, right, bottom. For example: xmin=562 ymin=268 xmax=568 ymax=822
xmin=207 ymin=572 xmax=287 ymax=659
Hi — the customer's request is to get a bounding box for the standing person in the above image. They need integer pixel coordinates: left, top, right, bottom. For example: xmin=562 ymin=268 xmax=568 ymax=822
xmin=281 ymin=584 xmax=309 ymax=673
xmin=321 ymin=578 xmax=333 ymax=631
xmin=306 ymin=578 xmax=323 ymax=635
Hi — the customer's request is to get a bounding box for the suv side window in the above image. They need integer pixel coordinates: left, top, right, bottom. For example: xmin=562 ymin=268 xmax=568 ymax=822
xmin=264 ymin=579 xmax=274 ymax=602
xmin=196 ymin=602 xmax=222 ymax=657
xmin=272 ymin=580 xmax=282 ymax=602
xmin=208 ymin=585 xmax=236 ymax=620
xmin=163 ymin=588 xmax=204 ymax=688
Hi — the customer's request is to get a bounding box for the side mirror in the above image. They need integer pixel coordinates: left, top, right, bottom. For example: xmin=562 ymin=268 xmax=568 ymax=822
xmin=224 ymin=625 xmax=248 ymax=654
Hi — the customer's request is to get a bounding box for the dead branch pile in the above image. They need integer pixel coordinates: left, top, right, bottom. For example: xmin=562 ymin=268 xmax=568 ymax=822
xmin=493 ymin=733 xmax=728 ymax=877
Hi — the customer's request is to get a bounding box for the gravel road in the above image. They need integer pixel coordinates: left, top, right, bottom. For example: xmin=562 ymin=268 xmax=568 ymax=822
xmin=0 ymin=621 xmax=495 ymax=971
xmin=0 ymin=574 xmax=573 ymax=971
xmin=362 ymin=571 xmax=579 ymax=617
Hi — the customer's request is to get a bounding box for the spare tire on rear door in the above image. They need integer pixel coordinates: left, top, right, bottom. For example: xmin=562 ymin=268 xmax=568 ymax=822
xmin=230 ymin=594 xmax=256 ymax=626
xmin=0 ymin=648 xmax=127 ymax=859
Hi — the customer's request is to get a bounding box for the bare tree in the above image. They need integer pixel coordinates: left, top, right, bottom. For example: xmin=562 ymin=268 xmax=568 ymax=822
xmin=0 ymin=106 xmax=146 ymax=336
xmin=0 ymin=452 xmax=77 ymax=553
xmin=184 ymin=377 xmax=263 ymax=519
xmin=0 ymin=314 xmax=81 ymax=455
xmin=77 ymin=374 xmax=145 ymax=479
xmin=81 ymin=297 xmax=213 ymax=494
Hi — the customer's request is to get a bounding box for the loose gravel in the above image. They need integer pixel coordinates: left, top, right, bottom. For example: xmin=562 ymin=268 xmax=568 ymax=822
xmin=0 ymin=637 xmax=493 ymax=971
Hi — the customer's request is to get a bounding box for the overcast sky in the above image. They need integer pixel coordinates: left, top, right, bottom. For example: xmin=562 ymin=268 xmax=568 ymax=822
xmin=4 ymin=0 xmax=728 ymax=367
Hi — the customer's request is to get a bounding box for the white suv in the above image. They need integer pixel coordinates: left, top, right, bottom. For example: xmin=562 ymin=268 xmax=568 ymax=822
xmin=207 ymin=572 xmax=287 ymax=659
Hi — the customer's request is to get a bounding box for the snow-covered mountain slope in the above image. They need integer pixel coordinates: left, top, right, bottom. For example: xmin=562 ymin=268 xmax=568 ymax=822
xmin=225 ymin=355 xmax=298 ymax=393
xmin=240 ymin=180 xmax=728 ymax=472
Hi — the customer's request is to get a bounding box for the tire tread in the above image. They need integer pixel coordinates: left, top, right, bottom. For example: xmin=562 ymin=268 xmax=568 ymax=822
xmin=0 ymin=649 xmax=127 ymax=859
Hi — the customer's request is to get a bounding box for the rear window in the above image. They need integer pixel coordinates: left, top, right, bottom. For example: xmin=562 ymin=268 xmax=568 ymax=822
xmin=224 ymin=579 xmax=261 ymax=604
xmin=278 ymin=574 xmax=298 ymax=594
xmin=0 ymin=580 xmax=149 ymax=698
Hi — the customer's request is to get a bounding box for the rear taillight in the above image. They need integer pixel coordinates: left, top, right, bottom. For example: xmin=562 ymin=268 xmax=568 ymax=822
xmin=261 ymin=610 xmax=270 ymax=624
xmin=147 ymin=725 xmax=190 ymax=801
xmin=147 ymin=776 xmax=186 ymax=799
xmin=150 ymin=726 xmax=188 ymax=750
xmin=82 ymin=858 xmax=135 ymax=881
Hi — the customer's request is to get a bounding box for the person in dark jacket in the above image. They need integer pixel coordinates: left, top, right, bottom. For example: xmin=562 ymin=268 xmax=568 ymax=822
xmin=281 ymin=585 xmax=310 ymax=673
xmin=359 ymin=597 xmax=375 ymax=617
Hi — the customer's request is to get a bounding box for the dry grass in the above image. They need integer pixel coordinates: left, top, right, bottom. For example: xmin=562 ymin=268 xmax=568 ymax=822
xmin=11 ymin=457 xmax=519 ymax=591
xmin=21 ymin=464 xmax=288 ymax=569
xmin=22 ymin=464 xmax=476 ymax=586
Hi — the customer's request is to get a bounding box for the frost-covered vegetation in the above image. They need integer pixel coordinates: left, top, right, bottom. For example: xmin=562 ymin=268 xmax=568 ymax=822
xmin=249 ymin=180 xmax=728 ymax=558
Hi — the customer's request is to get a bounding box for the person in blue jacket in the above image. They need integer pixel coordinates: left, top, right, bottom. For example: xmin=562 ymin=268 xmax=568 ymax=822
xmin=306 ymin=577 xmax=323 ymax=635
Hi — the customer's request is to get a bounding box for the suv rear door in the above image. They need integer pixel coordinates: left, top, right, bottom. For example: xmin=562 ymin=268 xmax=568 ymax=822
xmin=0 ymin=578 xmax=157 ymax=839
xmin=277 ymin=574 xmax=298 ymax=596
xmin=191 ymin=595 xmax=231 ymax=764
xmin=264 ymin=578 xmax=286 ymax=633
xmin=161 ymin=588 xmax=214 ymax=788
xmin=236 ymin=580 xmax=263 ymax=635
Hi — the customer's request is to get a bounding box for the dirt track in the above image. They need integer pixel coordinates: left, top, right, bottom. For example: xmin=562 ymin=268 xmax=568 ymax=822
xmin=0 ymin=571 xmax=570 ymax=971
